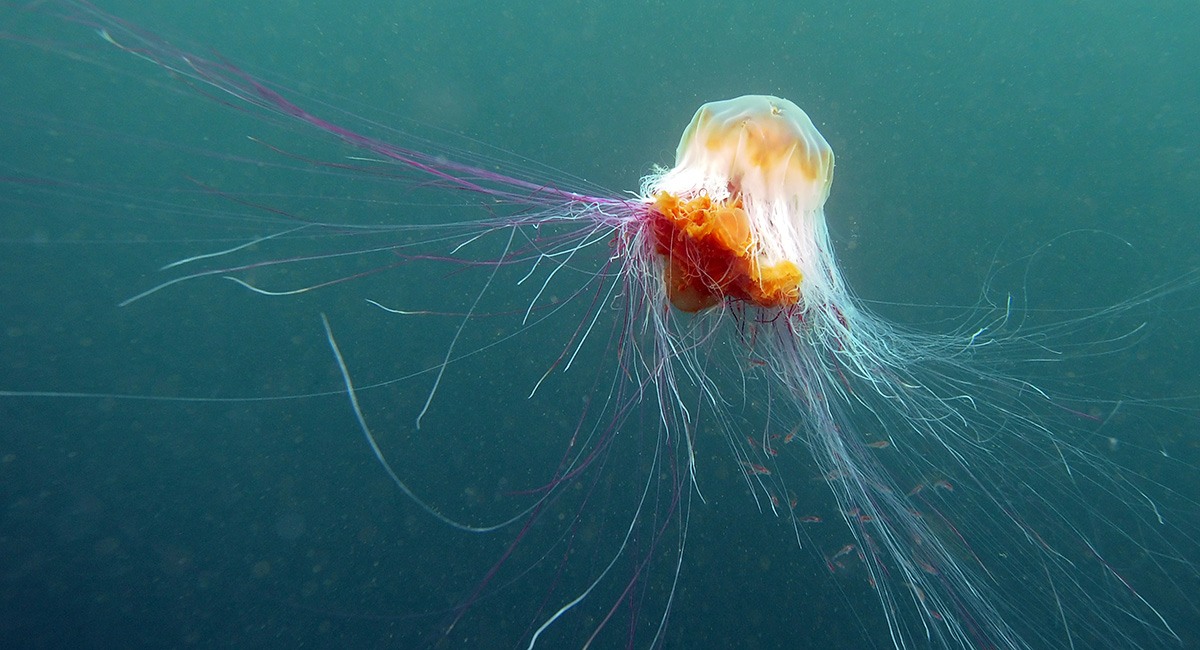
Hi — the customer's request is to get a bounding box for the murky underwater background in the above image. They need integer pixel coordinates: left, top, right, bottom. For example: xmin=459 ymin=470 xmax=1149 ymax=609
xmin=2 ymin=1 xmax=1199 ymax=647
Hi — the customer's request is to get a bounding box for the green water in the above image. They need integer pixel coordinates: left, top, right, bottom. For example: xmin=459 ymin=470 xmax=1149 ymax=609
xmin=2 ymin=1 xmax=1198 ymax=647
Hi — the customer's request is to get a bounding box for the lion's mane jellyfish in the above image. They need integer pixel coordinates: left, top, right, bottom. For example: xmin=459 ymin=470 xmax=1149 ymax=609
xmin=619 ymin=96 xmax=1187 ymax=648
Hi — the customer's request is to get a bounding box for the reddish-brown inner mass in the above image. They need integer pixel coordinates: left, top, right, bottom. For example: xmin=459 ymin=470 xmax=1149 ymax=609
xmin=650 ymin=192 xmax=802 ymax=312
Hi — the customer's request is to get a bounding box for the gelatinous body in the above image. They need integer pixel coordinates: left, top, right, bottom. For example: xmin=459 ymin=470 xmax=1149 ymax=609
xmin=646 ymin=96 xmax=832 ymax=312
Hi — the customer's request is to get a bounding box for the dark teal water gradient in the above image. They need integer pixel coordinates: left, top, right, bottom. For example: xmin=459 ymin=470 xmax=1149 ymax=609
xmin=2 ymin=1 xmax=1199 ymax=647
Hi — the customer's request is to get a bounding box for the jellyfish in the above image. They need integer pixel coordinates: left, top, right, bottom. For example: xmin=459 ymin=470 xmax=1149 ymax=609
xmin=2 ymin=3 xmax=1199 ymax=649
xmin=617 ymin=96 xmax=1198 ymax=648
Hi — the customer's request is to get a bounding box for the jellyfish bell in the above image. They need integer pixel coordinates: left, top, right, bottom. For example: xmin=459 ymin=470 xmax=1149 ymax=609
xmin=642 ymin=95 xmax=839 ymax=313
